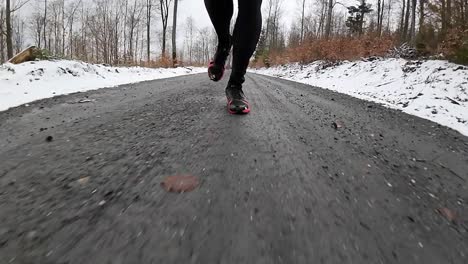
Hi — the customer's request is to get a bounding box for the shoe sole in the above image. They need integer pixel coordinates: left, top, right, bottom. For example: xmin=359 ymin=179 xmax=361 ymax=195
xmin=208 ymin=62 xmax=225 ymax=82
xmin=227 ymin=100 xmax=251 ymax=115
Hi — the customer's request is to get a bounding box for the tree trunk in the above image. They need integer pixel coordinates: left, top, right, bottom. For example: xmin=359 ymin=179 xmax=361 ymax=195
xmin=69 ymin=14 xmax=74 ymax=58
xmin=409 ymin=0 xmax=417 ymax=42
xmin=160 ymin=0 xmax=170 ymax=58
xmin=419 ymin=0 xmax=425 ymax=33
xmin=359 ymin=10 xmax=365 ymax=35
xmin=123 ymin=0 xmax=128 ymax=61
xmin=463 ymin=0 xmax=468 ymax=29
xmin=300 ymin=0 xmax=306 ymax=42
xmin=146 ymin=0 xmax=151 ymax=61
xmin=377 ymin=0 xmax=382 ymax=35
xmin=317 ymin=0 xmax=326 ymax=37
xmin=172 ymin=0 xmax=178 ymax=67
xmin=325 ymin=0 xmax=333 ymax=38
xmin=162 ymin=29 xmax=166 ymax=58
xmin=377 ymin=0 xmax=385 ymax=36
xmin=44 ymin=0 xmax=47 ymax=49
xmin=0 ymin=9 xmax=5 ymax=62
xmin=447 ymin=0 xmax=452 ymax=28
xmin=386 ymin=0 xmax=392 ymax=32
xmin=6 ymin=0 xmax=14 ymax=59
xmin=441 ymin=0 xmax=447 ymax=37
xmin=62 ymin=0 xmax=65 ymax=56
xmin=265 ymin=2 xmax=272 ymax=46
xmin=399 ymin=0 xmax=405 ymax=35
xmin=403 ymin=0 xmax=411 ymax=41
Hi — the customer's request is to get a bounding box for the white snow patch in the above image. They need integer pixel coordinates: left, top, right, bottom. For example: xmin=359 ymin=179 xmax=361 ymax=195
xmin=251 ymin=58 xmax=468 ymax=136
xmin=0 ymin=60 xmax=205 ymax=111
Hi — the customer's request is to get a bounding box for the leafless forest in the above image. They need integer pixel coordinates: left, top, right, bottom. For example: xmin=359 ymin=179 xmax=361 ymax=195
xmin=1 ymin=0 xmax=467 ymax=66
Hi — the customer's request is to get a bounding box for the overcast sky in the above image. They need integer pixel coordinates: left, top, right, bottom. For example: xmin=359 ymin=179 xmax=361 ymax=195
xmin=179 ymin=0 xmax=297 ymax=30
xmin=8 ymin=0 xmax=299 ymax=48
xmin=13 ymin=0 xmax=298 ymax=31
xmin=9 ymin=0 xmax=363 ymax=49
xmin=11 ymin=0 xmax=362 ymax=32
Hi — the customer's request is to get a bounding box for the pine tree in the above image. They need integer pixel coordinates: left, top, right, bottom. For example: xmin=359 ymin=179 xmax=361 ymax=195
xmin=346 ymin=0 xmax=373 ymax=35
xmin=254 ymin=30 xmax=270 ymax=67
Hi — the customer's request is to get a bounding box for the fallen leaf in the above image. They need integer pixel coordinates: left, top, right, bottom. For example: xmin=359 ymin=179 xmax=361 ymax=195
xmin=77 ymin=177 xmax=90 ymax=185
xmin=67 ymin=99 xmax=96 ymax=104
xmin=437 ymin=207 xmax=457 ymax=222
xmin=161 ymin=175 xmax=199 ymax=193
xmin=78 ymin=99 xmax=94 ymax=103
xmin=332 ymin=121 xmax=344 ymax=130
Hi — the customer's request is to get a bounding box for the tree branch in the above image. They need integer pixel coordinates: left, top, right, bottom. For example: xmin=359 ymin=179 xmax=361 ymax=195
xmin=334 ymin=1 xmax=348 ymax=8
xmin=11 ymin=0 xmax=33 ymax=13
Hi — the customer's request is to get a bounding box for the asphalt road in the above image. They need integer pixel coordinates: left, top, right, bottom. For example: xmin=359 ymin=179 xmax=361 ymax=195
xmin=1 ymin=73 xmax=467 ymax=264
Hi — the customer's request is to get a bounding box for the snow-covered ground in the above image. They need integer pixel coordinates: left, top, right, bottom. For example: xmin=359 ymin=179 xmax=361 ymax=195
xmin=252 ymin=58 xmax=468 ymax=136
xmin=0 ymin=60 xmax=205 ymax=111
xmin=2 ymin=58 xmax=467 ymax=136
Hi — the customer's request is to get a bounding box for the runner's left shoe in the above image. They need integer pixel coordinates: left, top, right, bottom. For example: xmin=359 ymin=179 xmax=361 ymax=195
xmin=225 ymin=83 xmax=250 ymax=114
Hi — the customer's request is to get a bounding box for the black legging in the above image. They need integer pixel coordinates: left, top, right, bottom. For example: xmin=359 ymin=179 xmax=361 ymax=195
xmin=204 ymin=0 xmax=263 ymax=84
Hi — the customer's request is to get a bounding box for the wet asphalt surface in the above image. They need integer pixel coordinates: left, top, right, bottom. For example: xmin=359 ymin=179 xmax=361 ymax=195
xmin=0 ymin=73 xmax=467 ymax=264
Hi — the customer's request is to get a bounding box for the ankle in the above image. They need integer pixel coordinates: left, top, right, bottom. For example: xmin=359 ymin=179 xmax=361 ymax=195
xmin=229 ymin=72 xmax=245 ymax=86
xmin=227 ymin=82 xmax=242 ymax=90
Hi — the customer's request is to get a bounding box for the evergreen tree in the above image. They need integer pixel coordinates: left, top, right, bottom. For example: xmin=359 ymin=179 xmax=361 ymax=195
xmin=346 ymin=0 xmax=373 ymax=35
xmin=254 ymin=29 xmax=270 ymax=67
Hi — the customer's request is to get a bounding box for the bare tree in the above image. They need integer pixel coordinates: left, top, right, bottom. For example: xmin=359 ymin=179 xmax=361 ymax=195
xmin=264 ymin=0 xmax=283 ymax=50
xmin=43 ymin=0 xmax=47 ymax=49
xmin=5 ymin=0 xmax=31 ymax=59
xmin=184 ymin=16 xmax=195 ymax=64
xmin=127 ymin=0 xmax=143 ymax=62
xmin=409 ymin=0 xmax=417 ymax=41
xmin=66 ymin=0 xmax=81 ymax=58
xmin=13 ymin=16 xmax=25 ymax=53
xmin=298 ymin=0 xmax=306 ymax=42
xmin=1 ymin=0 xmax=464 ymax=66
xmin=0 ymin=7 xmax=5 ymax=62
xmin=146 ymin=0 xmax=152 ymax=61
xmin=325 ymin=0 xmax=334 ymax=38
xmin=419 ymin=0 xmax=425 ymax=33
xmin=158 ymin=0 xmax=171 ymax=58
xmin=377 ymin=0 xmax=385 ymax=36
xmin=172 ymin=0 xmax=179 ymax=66
xmin=402 ymin=0 xmax=411 ymax=40
xmin=6 ymin=0 xmax=13 ymax=59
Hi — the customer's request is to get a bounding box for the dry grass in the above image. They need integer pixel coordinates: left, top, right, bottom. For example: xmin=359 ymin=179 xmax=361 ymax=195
xmin=438 ymin=28 xmax=468 ymax=65
xmin=253 ymin=35 xmax=397 ymax=67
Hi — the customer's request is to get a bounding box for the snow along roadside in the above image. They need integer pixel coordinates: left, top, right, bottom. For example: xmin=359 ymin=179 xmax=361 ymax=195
xmin=251 ymin=58 xmax=468 ymax=136
xmin=0 ymin=60 xmax=206 ymax=111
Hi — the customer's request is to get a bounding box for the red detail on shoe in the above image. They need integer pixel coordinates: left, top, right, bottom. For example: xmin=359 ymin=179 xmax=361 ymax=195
xmin=241 ymin=101 xmax=251 ymax=114
xmin=242 ymin=104 xmax=251 ymax=114
xmin=208 ymin=61 xmax=225 ymax=82
xmin=227 ymin=99 xmax=250 ymax=115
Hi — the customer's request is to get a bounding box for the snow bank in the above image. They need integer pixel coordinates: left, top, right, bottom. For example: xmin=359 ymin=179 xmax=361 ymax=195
xmin=0 ymin=60 xmax=205 ymax=111
xmin=251 ymin=58 xmax=468 ymax=136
